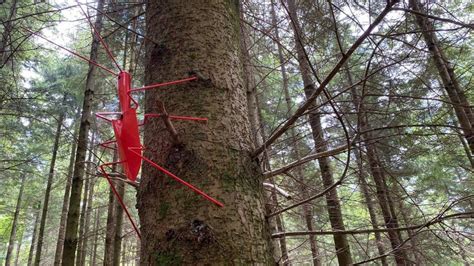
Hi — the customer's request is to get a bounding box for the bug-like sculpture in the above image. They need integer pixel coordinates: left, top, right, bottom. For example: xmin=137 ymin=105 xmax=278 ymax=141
xmin=24 ymin=3 xmax=223 ymax=239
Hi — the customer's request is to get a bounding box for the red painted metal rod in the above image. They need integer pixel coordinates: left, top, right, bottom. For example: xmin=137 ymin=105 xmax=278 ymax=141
xmin=95 ymin=112 xmax=122 ymax=122
xmin=100 ymin=163 xmax=142 ymax=239
xmin=98 ymin=140 xmax=116 ymax=150
xmin=22 ymin=27 xmax=118 ymax=76
xmin=129 ymin=148 xmax=224 ymax=207
xmin=130 ymin=76 xmax=198 ymax=92
xmin=76 ymin=2 xmax=122 ymax=71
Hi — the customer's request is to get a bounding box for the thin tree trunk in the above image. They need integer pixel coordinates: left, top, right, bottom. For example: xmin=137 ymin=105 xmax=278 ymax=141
xmin=410 ymin=0 xmax=474 ymax=154
xmin=135 ymin=237 xmax=140 ymax=265
xmin=14 ymin=233 xmax=23 ymax=266
xmin=241 ymin=2 xmax=289 ymax=263
xmin=121 ymin=239 xmax=127 ymax=265
xmin=62 ymin=0 xmax=105 ymax=264
xmin=79 ymin=152 xmax=97 ymax=266
xmin=53 ymin=117 xmax=80 ymax=266
xmin=113 ymin=181 xmax=125 ymax=266
xmin=27 ymin=202 xmax=41 ymax=266
xmin=257 ymin=80 xmax=291 ymax=265
xmin=345 ymin=66 xmax=389 ymax=265
xmin=91 ymin=208 xmax=100 ymax=266
xmin=139 ymin=1 xmax=274 ymax=264
xmin=355 ymin=146 xmax=388 ymax=266
xmin=392 ymin=182 xmax=421 ymax=263
xmin=286 ymin=0 xmax=353 ymax=264
xmin=5 ymin=175 xmax=26 ymax=266
xmin=76 ymin=161 xmax=90 ymax=266
xmin=364 ymin=137 xmax=408 ymax=265
xmin=0 ymin=0 xmax=18 ymax=66
xmin=34 ymin=112 xmax=64 ymax=266
xmin=76 ymin=138 xmax=95 ymax=266
xmin=103 ymin=152 xmax=118 ymax=265
xmin=271 ymin=1 xmax=321 ymax=264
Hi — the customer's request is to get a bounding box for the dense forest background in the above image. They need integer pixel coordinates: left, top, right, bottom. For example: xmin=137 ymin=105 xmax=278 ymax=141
xmin=0 ymin=0 xmax=472 ymax=265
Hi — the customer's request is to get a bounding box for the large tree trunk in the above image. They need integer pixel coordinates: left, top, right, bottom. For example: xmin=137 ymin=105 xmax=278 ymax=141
xmin=53 ymin=118 xmax=79 ymax=266
xmin=139 ymin=1 xmax=274 ymax=264
xmin=410 ymin=0 xmax=474 ymax=155
xmin=5 ymin=175 xmax=26 ymax=266
xmin=286 ymin=0 xmax=353 ymax=264
xmin=62 ymin=0 xmax=105 ymax=264
xmin=34 ymin=112 xmax=64 ymax=266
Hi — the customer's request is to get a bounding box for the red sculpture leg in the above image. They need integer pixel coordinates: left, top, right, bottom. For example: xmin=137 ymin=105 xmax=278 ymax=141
xmin=98 ymin=140 xmax=117 ymax=150
xmin=99 ymin=161 xmax=141 ymax=239
xmin=128 ymin=147 xmax=224 ymax=207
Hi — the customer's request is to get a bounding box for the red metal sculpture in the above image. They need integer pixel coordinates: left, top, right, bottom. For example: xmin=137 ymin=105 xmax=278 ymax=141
xmin=24 ymin=4 xmax=223 ymax=239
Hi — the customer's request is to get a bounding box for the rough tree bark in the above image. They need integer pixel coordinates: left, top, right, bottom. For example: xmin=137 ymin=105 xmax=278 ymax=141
xmin=139 ymin=1 xmax=274 ymax=264
xmin=286 ymin=0 xmax=353 ymax=264
xmin=410 ymin=0 xmax=474 ymax=155
xmin=62 ymin=0 xmax=105 ymax=264
xmin=5 ymin=175 xmax=25 ymax=266
xmin=34 ymin=112 xmax=64 ymax=266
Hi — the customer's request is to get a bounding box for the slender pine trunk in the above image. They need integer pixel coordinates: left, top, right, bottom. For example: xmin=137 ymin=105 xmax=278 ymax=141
xmin=53 ymin=117 xmax=80 ymax=266
xmin=0 ymin=0 xmax=18 ymax=66
xmin=103 ymin=151 xmax=118 ymax=265
xmin=410 ymin=0 xmax=474 ymax=155
xmin=271 ymin=1 xmax=322 ymax=264
xmin=286 ymin=0 xmax=353 ymax=264
xmin=91 ymin=208 xmax=100 ymax=266
xmin=76 ymin=137 xmax=95 ymax=266
xmin=5 ymin=175 xmax=26 ymax=266
xmin=27 ymin=202 xmax=41 ymax=266
xmin=62 ymin=0 xmax=105 ymax=264
xmin=79 ymin=151 xmax=97 ymax=266
xmin=112 ymin=181 xmax=125 ymax=266
xmin=34 ymin=112 xmax=64 ymax=266
xmin=13 ymin=232 xmax=23 ymax=266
